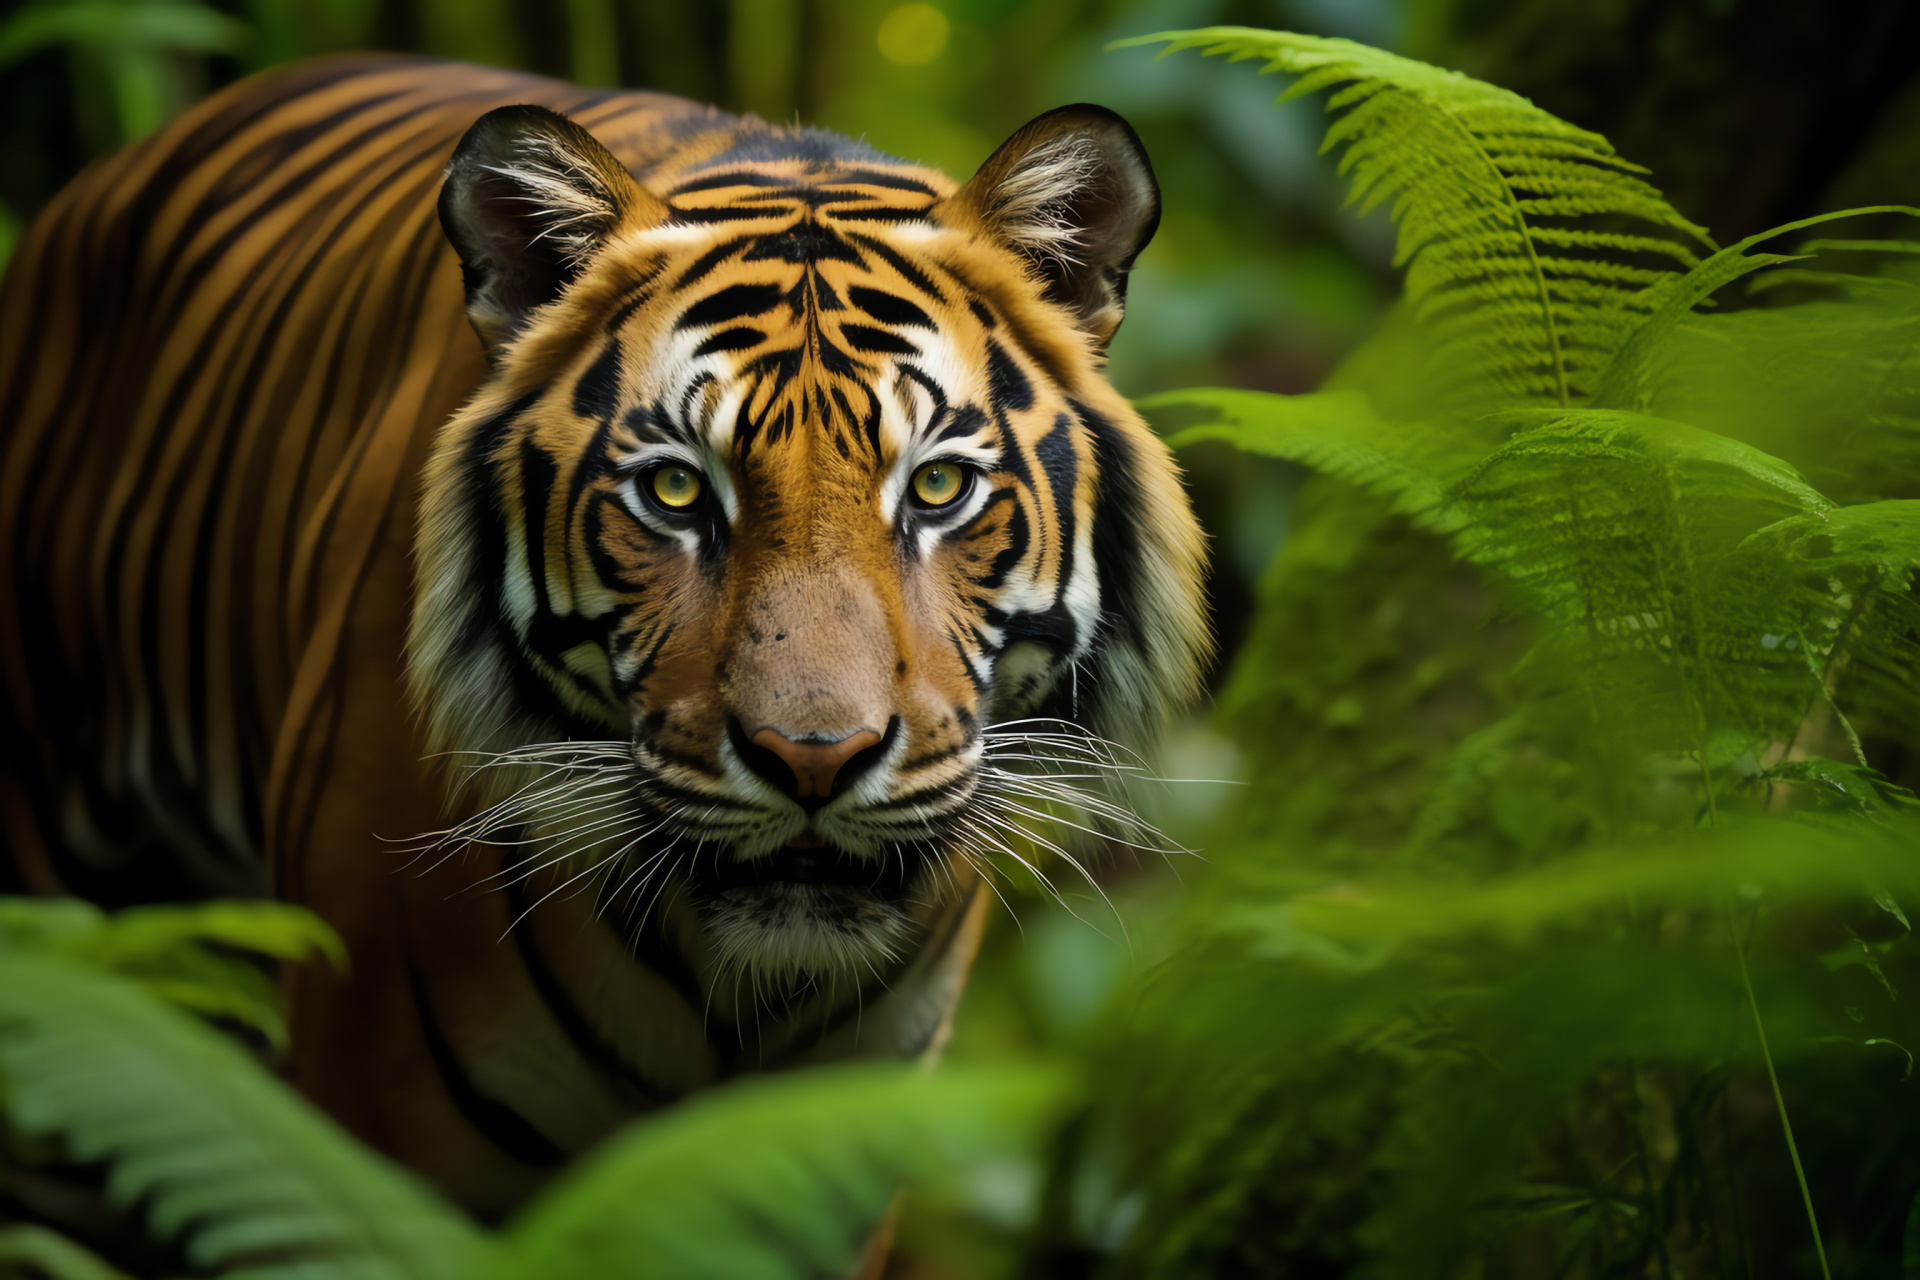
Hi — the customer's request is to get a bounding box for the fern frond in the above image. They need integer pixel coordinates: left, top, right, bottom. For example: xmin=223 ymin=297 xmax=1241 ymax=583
xmin=1595 ymin=206 xmax=1920 ymax=413
xmin=0 ymin=1224 xmax=131 ymax=1280
xmin=1142 ymin=387 xmax=1471 ymax=530
xmin=482 ymin=1063 xmax=1071 ymax=1280
xmin=1263 ymin=816 xmax=1916 ymax=952
xmin=0 ymin=950 xmax=483 ymax=1280
xmin=1115 ymin=27 xmax=1713 ymax=407
xmin=1726 ymin=501 xmax=1920 ymax=739
xmin=0 ymin=897 xmax=343 ymax=1049
xmin=1450 ymin=410 xmax=1836 ymax=747
xmin=1159 ymin=394 xmax=1852 ymax=752
xmin=1626 ymin=259 xmax=1920 ymax=516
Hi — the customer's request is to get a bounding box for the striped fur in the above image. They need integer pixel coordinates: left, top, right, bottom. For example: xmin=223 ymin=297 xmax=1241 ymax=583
xmin=0 ymin=55 xmax=1208 ymax=1213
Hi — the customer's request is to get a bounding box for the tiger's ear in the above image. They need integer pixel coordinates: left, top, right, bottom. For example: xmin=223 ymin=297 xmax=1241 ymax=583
xmin=440 ymin=105 xmax=664 ymax=358
xmin=945 ymin=105 xmax=1160 ymax=348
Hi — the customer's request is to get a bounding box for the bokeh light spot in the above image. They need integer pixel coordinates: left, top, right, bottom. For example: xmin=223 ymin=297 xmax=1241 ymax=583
xmin=876 ymin=4 xmax=950 ymax=66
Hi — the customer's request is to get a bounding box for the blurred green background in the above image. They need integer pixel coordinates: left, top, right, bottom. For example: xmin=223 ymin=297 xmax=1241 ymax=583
xmin=8 ymin=3 xmax=1920 ymax=1277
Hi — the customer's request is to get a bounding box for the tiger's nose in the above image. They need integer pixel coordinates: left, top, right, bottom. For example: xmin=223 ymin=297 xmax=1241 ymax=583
xmin=736 ymin=723 xmax=887 ymax=811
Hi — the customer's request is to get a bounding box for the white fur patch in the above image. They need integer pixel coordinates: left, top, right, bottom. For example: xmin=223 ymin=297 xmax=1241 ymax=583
xmin=484 ymin=134 xmax=625 ymax=266
xmin=985 ymin=133 xmax=1104 ymax=269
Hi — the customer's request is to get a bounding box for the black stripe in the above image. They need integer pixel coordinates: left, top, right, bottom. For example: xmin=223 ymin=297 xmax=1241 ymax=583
xmin=669 ymin=204 xmax=794 ymax=224
xmin=668 ymin=171 xmax=793 ymax=195
xmin=986 ymin=339 xmax=1033 ymax=412
xmin=673 ymin=235 xmax=752 ymax=289
xmin=935 ymin=404 xmax=988 ymax=444
xmin=507 ymin=878 xmax=679 ymax=1105
xmin=826 ymin=169 xmax=939 ymax=195
xmin=840 ymin=323 xmax=917 ymax=355
xmin=824 ymin=207 xmax=931 ymax=223
xmin=641 ymin=776 xmax=760 ymax=812
xmin=694 ymin=327 xmax=765 ymax=356
xmin=869 ymin=776 xmax=974 ymax=812
xmin=1078 ymin=400 xmax=1152 ymax=669
xmin=902 ymin=740 xmax=969 ymax=770
xmin=622 ymin=912 xmax=707 ymax=1013
xmin=1036 ymin=412 xmax=1078 ymax=598
xmin=572 ymin=340 xmax=623 ymax=420
xmin=676 ymin=282 xmax=785 ymax=331
xmin=406 ymin=961 xmax=567 ymax=1168
xmin=972 ymin=494 xmax=1029 ymax=590
xmin=949 ymin=630 xmax=989 ymax=697
xmin=843 ymin=231 xmax=945 ymax=303
xmin=897 ymin=365 xmax=949 ymax=418
xmin=605 ymin=262 xmax=665 ymax=331
xmin=847 ymin=285 xmax=933 ymax=330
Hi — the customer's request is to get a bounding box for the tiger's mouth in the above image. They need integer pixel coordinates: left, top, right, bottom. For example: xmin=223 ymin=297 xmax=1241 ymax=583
xmin=685 ymin=838 xmax=937 ymax=980
xmin=690 ymin=839 xmax=929 ymax=899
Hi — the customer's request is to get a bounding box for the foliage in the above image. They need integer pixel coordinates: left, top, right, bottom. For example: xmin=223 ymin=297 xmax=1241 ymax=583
xmin=0 ymin=0 xmax=246 ymax=150
xmin=1115 ymin=27 xmax=1711 ymax=409
xmin=0 ymin=944 xmax=477 ymax=1280
xmin=477 ymin=1064 xmax=1069 ymax=1280
xmin=0 ymin=896 xmax=344 ymax=1050
xmin=0 ymin=1224 xmax=133 ymax=1280
xmin=1054 ymin=24 xmax=1920 ymax=1280
xmin=0 ymin=898 xmax=1067 ymax=1280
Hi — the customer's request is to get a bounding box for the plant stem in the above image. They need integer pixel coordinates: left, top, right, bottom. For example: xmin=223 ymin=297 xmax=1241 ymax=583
xmin=1727 ymin=902 xmax=1831 ymax=1280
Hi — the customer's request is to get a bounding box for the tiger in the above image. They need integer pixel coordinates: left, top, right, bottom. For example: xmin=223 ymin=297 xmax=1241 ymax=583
xmin=0 ymin=53 xmax=1208 ymax=1213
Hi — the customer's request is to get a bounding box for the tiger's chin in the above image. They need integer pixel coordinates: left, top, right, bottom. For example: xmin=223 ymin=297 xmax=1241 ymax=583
xmin=690 ymin=842 xmax=935 ymax=984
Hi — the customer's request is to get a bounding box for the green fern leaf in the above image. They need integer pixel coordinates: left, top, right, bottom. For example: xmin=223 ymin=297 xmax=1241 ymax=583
xmin=0 ymin=950 xmax=484 ymax=1280
xmin=1450 ymin=410 xmax=1836 ymax=748
xmin=1596 ymin=206 xmax=1920 ymax=413
xmin=1143 ymin=387 xmax=1471 ymax=530
xmin=0 ymin=897 xmax=343 ymax=1049
xmin=1628 ymin=260 xmax=1920 ymax=510
xmin=1114 ymin=26 xmax=1712 ymax=407
xmin=1262 ymin=816 xmax=1917 ymax=952
xmin=481 ymin=1062 xmax=1071 ymax=1280
xmin=0 ymin=1224 xmax=132 ymax=1280
xmin=1725 ymin=501 xmax=1920 ymax=743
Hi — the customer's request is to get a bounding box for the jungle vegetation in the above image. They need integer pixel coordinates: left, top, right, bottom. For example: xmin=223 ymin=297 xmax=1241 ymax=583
xmin=6 ymin=3 xmax=1920 ymax=1277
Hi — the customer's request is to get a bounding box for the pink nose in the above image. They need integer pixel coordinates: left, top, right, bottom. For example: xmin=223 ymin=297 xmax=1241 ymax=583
xmin=750 ymin=728 xmax=883 ymax=800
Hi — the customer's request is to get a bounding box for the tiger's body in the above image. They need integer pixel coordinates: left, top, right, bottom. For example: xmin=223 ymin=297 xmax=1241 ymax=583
xmin=0 ymin=55 xmax=1205 ymax=1213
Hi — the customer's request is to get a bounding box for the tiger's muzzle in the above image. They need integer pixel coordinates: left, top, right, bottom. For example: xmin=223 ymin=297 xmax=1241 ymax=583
xmin=649 ymin=563 xmax=980 ymax=970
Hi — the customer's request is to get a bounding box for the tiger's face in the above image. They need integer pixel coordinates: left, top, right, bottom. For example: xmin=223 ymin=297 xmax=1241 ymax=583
xmin=414 ymin=104 xmax=1207 ymax=983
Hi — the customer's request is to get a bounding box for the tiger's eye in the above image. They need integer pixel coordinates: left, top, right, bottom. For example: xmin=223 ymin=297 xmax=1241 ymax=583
xmin=911 ymin=461 xmax=964 ymax=506
xmin=651 ymin=466 xmax=703 ymax=509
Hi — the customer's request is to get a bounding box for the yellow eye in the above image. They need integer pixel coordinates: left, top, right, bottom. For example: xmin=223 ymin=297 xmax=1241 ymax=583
xmin=650 ymin=466 xmax=703 ymax=510
xmin=911 ymin=461 xmax=966 ymax=507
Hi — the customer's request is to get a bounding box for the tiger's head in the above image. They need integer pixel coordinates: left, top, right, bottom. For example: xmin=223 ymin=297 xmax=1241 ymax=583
xmin=411 ymin=101 xmax=1207 ymax=986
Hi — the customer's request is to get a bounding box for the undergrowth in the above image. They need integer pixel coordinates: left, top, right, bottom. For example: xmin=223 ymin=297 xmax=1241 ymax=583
xmin=1089 ymin=26 xmax=1920 ymax=1280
